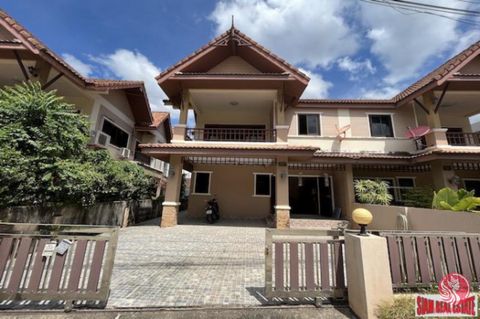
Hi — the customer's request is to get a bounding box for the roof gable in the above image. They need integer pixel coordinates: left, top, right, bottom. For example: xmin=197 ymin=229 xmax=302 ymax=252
xmin=156 ymin=27 xmax=309 ymax=84
xmin=207 ymin=56 xmax=261 ymax=74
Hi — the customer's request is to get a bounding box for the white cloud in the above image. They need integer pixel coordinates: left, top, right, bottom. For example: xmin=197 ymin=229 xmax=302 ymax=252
xmin=89 ymin=49 xmax=169 ymax=113
xmin=358 ymin=1 xmax=470 ymax=84
xmin=62 ymin=53 xmax=93 ymax=77
xmin=337 ymin=57 xmax=376 ymax=80
xmin=209 ymin=0 xmax=358 ymax=69
xmin=360 ymin=86 xmax=401 ymax=99
xmin=299 ymin=68 xmax=332 ymax=99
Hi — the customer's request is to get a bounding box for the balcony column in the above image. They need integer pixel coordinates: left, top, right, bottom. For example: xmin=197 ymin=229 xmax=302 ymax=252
xmin=422 ymin=91 xmax=448 ymax=148
xmin=431 ymin=160 xmax=458 ymax=191
xmin=172 ymin=91 xmax=189 ymax=142
xmin=160 ymin=155 xmax=183 ymax=227
xmin=275 ymin=157 xmax=290 ymax=229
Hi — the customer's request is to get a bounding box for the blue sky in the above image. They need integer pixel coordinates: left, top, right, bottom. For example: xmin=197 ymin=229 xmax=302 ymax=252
xmin=2 ymin=0 xmax=480 ymax=121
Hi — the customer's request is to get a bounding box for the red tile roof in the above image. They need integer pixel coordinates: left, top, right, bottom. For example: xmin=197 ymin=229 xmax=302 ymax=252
xmin=0 ymin=9 xmax=153 ymax=124
xmin=156 ymin=27 xmax=309 ymax=83
xmin=140 ymin=143 xmax=318 ymax=151
xmin=152 ymin=112 xmax=170 ymax=127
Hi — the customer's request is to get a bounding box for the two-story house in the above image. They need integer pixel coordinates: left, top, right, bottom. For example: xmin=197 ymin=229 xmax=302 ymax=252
xmin=139 ymin=27 xmax=479 ymax=229
xmin=0 ymin=10 xmax=171 ymax=193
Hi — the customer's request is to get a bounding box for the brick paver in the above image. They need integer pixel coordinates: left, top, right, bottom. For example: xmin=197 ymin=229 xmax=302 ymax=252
xmin=107 ymin=218 xmax=267 ymax=308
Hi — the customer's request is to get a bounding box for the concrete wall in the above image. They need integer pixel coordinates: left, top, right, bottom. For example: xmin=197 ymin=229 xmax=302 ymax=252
xmin=351 ymin=202 xmax=480 ymax=233
xmin=188 ymin=164 xmax=274 ymax=219
xmin=0 ymin=199 xmax=161 ymax=227
xmin=285 ymin=106 xmax=418 ymax=153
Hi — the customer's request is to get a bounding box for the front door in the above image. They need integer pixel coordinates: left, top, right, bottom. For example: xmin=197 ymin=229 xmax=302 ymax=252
xmin=288 ymin=176 xmax=333 ymax=217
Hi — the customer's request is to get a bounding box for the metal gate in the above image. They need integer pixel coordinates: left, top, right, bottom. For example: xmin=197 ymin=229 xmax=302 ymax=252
xmin=379 ymin=231 xmax=480 ymax=289
xmin=0 ymin=222 xmax=118 ymax=309
xmin=265 ymin=228 xmax=346 ymax=301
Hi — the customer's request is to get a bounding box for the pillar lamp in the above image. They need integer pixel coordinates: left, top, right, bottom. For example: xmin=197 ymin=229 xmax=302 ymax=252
xmin=352 ymin=208 xmax=373 ymax=236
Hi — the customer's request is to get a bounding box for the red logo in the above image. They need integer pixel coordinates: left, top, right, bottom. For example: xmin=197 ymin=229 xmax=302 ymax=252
xmin=416 ymin=273 xmax=477 ymax=317
xmin=438 ymin=273 xmax=471 ymax=305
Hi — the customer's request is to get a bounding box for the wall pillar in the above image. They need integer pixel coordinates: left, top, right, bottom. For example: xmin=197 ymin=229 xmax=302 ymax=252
xmin=275 ymin=157 xmax=290 ymax=229
xmin=161 ymin=155 xmax=183 ymax=227
xmin=345 ymin=233 xmax=393 ymax=319
xmin=431 ymin=160 xmax=458 ymax=191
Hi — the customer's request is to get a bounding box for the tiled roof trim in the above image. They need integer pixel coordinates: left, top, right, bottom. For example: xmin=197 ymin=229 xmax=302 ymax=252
xmin=139 ymin=143 xmax=319 ymax=151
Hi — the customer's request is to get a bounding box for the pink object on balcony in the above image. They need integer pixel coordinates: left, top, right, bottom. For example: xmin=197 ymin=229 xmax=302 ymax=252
xmin=404 ymin=126 xmax=431 ymax=139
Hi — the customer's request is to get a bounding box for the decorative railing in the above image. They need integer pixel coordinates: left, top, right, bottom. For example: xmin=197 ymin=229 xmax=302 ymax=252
xmin=446 ymin=132 xmax=480 ymax=146
xmin=185 ymin=128 xmax=276 ymax=142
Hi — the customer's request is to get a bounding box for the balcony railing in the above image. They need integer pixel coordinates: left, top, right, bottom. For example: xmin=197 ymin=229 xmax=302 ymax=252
xmin=446 ymin=132 xmax=480 ymax=146
xmin=185 ymin=128 xmax=276 ymax=142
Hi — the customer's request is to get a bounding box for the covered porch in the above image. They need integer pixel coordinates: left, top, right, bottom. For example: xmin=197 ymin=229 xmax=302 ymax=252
xmin=139 ymin=144 xmax=355 ymax=228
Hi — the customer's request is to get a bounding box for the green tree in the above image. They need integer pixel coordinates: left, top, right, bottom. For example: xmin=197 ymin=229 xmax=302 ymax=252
xmin=0 ymin=82 xmax=155 ymax=207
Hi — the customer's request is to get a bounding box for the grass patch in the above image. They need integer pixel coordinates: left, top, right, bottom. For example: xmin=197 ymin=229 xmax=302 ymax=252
xmin=376 ymin=296 xmax=415 ymax=319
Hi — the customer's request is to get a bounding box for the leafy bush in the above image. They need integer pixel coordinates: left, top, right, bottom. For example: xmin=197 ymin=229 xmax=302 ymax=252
xmin=402 ymin=186 xmax=434 ymax=208
xmin=376 ymin=296 xmax=415 ymax=319
xmin=354 ymin=179 xmax=393 ymax=205
xmin=432 ymin=187 xmax=480 ymax=212
xmin=0 ymin=82 xmax=155 ymax=207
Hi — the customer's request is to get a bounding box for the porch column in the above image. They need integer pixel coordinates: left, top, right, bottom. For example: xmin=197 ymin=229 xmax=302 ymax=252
xmin=343 ymin=164 xmax=355 ymax=219
xmin=431 ymin=160 xmax=458 ymax=191
xmin=161 ymin=155 xmax=183 ymax=227
xmin=275 ymin=157 xmax=290 ymax=229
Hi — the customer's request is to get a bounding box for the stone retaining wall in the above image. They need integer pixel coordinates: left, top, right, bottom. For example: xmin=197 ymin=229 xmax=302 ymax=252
xmin=0 ymin=199 xmax=162 ymax=226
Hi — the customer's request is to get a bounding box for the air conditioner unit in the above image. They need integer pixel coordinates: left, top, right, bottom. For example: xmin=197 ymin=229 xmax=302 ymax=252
xmin=96 ymin=131 xmax=110 ymax=146
xmin=120 ymin=148 xmax=131 ymax=159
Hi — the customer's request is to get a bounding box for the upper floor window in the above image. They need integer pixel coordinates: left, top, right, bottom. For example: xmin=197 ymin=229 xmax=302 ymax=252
xmin=102 ymin=118 xmax=129 ymax=148
xmin=298 ymin=114 xmax=321 ymax=136
xmin=368 ymin=114 xmax=394 ymax=137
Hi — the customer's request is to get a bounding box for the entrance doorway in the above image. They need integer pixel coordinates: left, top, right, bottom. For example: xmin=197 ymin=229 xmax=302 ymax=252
xmin=464 ymin=179 xmax=480 ymax=196
xmin=288 ymin=176 xmax=334 ymax=217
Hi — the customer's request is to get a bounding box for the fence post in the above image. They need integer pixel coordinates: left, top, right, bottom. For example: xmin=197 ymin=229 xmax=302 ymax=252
xmin=345 ymin=233 xmax=393 ymax=319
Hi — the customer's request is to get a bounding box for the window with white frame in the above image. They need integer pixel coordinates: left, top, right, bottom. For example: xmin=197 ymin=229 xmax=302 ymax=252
xmin=368 ymin=114 xmax=394 ymax=137
xmin=193 ymin=172 xmax=211 ymax=195
xmin=298 ymin=113 xmax=321 ymax=136
xmin=101 ymin=118 xmax=130 ymax=148
xmin=254 ymin=173 xmax=271 ymax=196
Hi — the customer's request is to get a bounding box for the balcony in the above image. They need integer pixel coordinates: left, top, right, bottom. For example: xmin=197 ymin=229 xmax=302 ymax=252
xmin=446 ymin=132 xmax=480 ymax=146
xmin=185 ymin=127 xmax=277 ymax=142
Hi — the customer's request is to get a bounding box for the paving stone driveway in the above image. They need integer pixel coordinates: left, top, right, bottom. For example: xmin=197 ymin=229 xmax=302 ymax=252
xmin=107 ymin=218 xmax=267 ymax=308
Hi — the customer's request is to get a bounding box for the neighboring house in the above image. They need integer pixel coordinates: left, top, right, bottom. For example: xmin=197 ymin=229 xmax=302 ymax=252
xmin=140 ymin=26 xmax=480 ymax=228
xmin=0 ymin=10 xmax=171 ymax=194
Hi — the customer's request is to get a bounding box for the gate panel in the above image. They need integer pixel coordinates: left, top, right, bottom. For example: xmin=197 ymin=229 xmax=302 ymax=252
xmin=265 ymin=229 xmax=345 ymax=300
xmin=380 ymin=232 xmax=480 ymax=289
xmin=0 ymin=222 xmax=118 ymax=307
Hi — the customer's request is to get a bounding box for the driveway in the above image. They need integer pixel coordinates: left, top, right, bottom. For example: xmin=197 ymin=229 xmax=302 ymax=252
xmin=107 ymin=218 xmax=267 ymax=308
